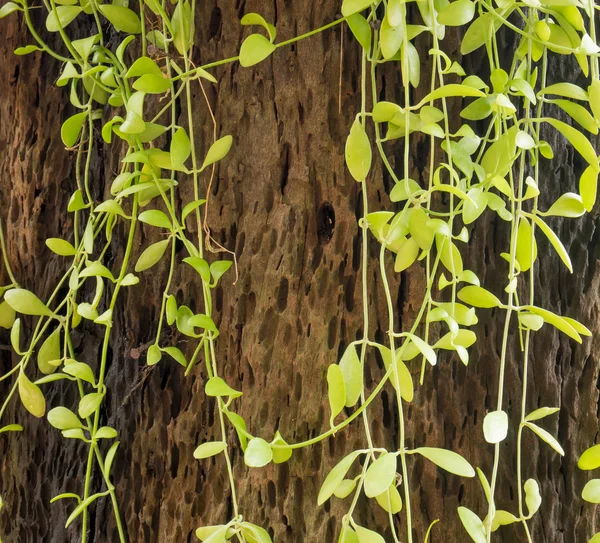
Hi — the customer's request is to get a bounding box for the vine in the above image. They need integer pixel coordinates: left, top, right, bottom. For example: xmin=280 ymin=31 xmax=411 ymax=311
xmin=0 ymin=0 xmax=599 ymax=541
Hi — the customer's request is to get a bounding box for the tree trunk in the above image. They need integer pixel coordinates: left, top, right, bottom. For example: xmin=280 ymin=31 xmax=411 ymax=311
xmin=0 ymin=2 xmax=598 ymax=542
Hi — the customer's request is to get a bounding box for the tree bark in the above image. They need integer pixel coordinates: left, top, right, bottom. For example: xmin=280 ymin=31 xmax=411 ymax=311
xmin=1 ymin=1 xmax=599 ymax=542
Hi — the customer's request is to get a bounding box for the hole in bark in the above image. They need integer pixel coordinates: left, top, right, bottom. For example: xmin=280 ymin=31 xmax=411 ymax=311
xmin=317 ymin=202 xmax=335 ymax=244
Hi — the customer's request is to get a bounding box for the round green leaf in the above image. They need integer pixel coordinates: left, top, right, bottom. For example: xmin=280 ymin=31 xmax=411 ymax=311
xmin=244 ymin=437 xmax=273 ymax=468
xmin=364 ymin=452 xmax=397 ymax=498
xmin=239 ymin=34 xmax=276 ymax=67
xmin=483 ymin=410 xmax=508 ymax=444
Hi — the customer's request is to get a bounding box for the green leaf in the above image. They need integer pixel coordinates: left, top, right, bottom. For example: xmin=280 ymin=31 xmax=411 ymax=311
xmin=545 ymin=118 xmax=599 ymax=170
xmin=126 ymin=56 xmax=162 ymax=78
xmin=65 ymin=493 xmax=102 ymax=528
xmin=205 ymin=376 xmax=242 ymax=398
xmin=345 ymin=119 xmax=372 ymax=182
xmin=46 ymin=6 xmax=81 ymax=32
xmin=529 ymin=215 xmax=573 ymax=273
xmin=244 ymin=437 xmax=273 ymax=468
xmin=524 ymin=422 xmax=564 ymax=455
xmin=553 ymin=99 xmax=598 ymax=134
xmin=187 ymin=314 xmax=217 ymax=332
xmin=138 ymin=210 xmax=172 ymax=230
xmin=202 ymin=135 xmax=233 ymax=170
xmin=327 ymin=364 xmax=346 ymax=425
xmin=415 ymin=447 xmax=475 ymax=477
xmin=457 ymin=286 xmax=501 ymax=308
xmin=18 ymin=372 xmax=46 ymax=418
xmin=147 ymin=345 xmax=162 ymax=366
xmin=346 ymin=13 xmax=372 ymax=52
xmin=240 ymin=522 xmax=274 ymax=543
xmin=194 ymin=441 xmax=227 ymax=459
xmin=419 ymin=84 xmax=485 ymax=107
xmin=491 ymin=510 xmax=519 ymax=532
xmin=0 ymin=2 xmax=21 ymax=18
xmin=132 ymin=73 xmax=170 ymax=94
xmin=239 ymin=34 xmax=276 ymax=67
xmin=409 ymin=207 xmax=435 ymax=250
xmin=524 ymin=479 xmax=542 ymax=517
xmin=181 ymin=199 xmax=206 ymax=222
xmin=524 ymin=407 xmax=560 ymax=423
xmin=61 ymin=112 xmax=87 ymax=148
xmin=63 ymin=361 xmax=96 ymax=385
xmin=37 ymin=328 xmax=61 ymax=375
xmin=483 ymin=410 xmax=508 ymax=444
xmin=338 ymin=344 xmax=363 ymax=407
xmin=540 ymin=82 xmax=588 ymax=101
xmin=270 ymin=431 xmax=292 ymax=464
xmin=364 ymin=452 xmax=397 ymax=498
xmin=184 ymin=257 xmax=211 ymax=282
xmin=105 ymin=441 xmax=120 ymax=475
xmin=354 ymin=525 xmax=385 ymax=543
xmin=334 ymin=479 xmax=357 ymax=499
xmin=210 ymin=260 xmax=233 ymax=284
xmin=580 ymin=165 xmax=598 ymax=212
xmin=516 ymin=218 xmax=537 ymax=272
xmin=98 ymin=5 xmax=141 ymax=34
xmin=225 ymin=410 xmax=248 ymax=451
xmin=95 ymin=426 xmax=117 ymax=439
xmin=171 ymin=127 xmax=191 ymax=170
xmin=394 ymin=237 xmax=419 ymax=273
xmin=374 ymin=484 xmax=402 ymax=514
xmin=0 ymin=300 xmax=16 ymax=329
xmin=240 ymin=12 xmax=276 ymax=42
xmin=0 ymin=424 xmax=23 ymax=434
xmin=341 ymin=0 xmax=372 ymax=16
xmin=437 ymin=0 xmax=475 ymax=26
xmin=523 ymin=305 xmax=581 ymax=342
xmin=172 ymin=0 xmax=193 ymax=54
xmin=583 ymin=480 xmax=600 ymax=504
xmin=544 ymin=192 xmax=586 ymax=218
xmin=461 ymin=13 xmax=496 ymax=54
xmin=457 ymin=506 xmax=486 ymax=543
xmin=134 ymin=239 xmax=171 ymax=272
xmin=404 ymin=333 xmax=436 ymax=366
xmin=14 ymin=45 xmax=43 ymax=55
xmin=48 ymin=407 xmax=83 ymax=430
xmin=579 ymin=444 xmax=600 ymax=470
xmin=5 ymin=289 xmax=52 ymax=316
xmin=317 ymin=451 xmax=362 ymax=505
xmin=195 ymin=525 xmax=228 ymax=542
xmin=78 ymin=392 xmax=104 ymax=419
xmin=463 ymin=188 xmax=487 ymax=224
xmin=379 ymin=13 xmax=403 ymax=59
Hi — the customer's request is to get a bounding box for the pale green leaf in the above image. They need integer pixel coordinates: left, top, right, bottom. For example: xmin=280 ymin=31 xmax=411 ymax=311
xmin=244 ymin=437 xmax=273 ymax=468
xmin=364 ymin=452 xmax=397 ymax=498
xmin=416 ymin=447 xmax=475 ymax=477
xmin=483 ymin=410 xmax=508 ymax=444
xmin=239 ymin=34 xmax=276 ymax=67
xmin=194 ymin=441 xmax=227 ymax=459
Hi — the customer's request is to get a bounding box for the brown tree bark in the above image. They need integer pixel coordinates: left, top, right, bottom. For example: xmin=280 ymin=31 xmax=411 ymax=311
xmin=0 ymin=1 xmax=599 ymax=542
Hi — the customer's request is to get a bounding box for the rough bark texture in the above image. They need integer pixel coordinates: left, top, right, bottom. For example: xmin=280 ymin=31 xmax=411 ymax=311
xmin=0 ymin=2 xmax=599 ymax=542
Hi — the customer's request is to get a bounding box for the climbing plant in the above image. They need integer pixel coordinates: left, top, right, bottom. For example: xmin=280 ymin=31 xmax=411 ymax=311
xmin=0 ymin=0 xmax=599 ymax=541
